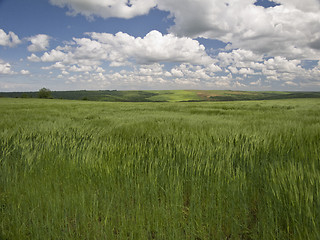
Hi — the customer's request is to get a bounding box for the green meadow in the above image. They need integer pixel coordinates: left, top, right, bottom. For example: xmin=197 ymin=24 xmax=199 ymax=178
xmin=1 ymin=89 xmax=320 ymax=102
xmin=1 ymin=98 xmax=320 ymax=239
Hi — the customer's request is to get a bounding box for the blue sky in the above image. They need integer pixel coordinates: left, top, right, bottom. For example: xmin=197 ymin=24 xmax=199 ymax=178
xmin=0 ymin=0 xmax=320 ymax=91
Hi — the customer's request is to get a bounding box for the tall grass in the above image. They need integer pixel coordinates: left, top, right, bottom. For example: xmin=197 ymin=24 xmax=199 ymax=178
xmin=0 ymin=98 xmax=319 ymax=239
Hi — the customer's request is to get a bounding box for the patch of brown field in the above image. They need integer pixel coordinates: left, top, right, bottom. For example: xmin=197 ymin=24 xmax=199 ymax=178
xmin=195 ymin=90 xmax=222 ymax=99
xmin=227 ymin=91 xmax=247 ymax=95
xmin=227 ymin=91 xmax=259 ymax=95
xmin=189 ymin=90 xmax=260 ymax=100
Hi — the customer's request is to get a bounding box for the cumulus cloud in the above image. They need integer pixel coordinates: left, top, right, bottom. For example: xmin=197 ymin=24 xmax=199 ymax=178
xmin=41 ymin=49 xmax=67 ymax=62
xmin=20 ymin=17 xmax=319 ymax=90
xmin=264 ymin=56 xmax=302 ymax=73
xmin=156 ymin=0 xmax=320 ymax=60
xmin=239 ymin=68 xmax=255 ymax=76
xmin=27 ymin=34 xmax=51 ymax=52
xmin=26 ymin=29 xmax=320 ymax=89
xmin=250 ymin=79 xmax=262 ymax=86
xmin=49 ymin=0 xmax=157 ymax=19
xmin=20 ymin=70 xmax=30 ymax=75
xmin=218 ymin=49 xmax=263 ymax=68
xmin=30 ymin=30 xmax=215 ymax=72
xmin=224 ymin=48 xmax=318 ymax=81
xmin=0 ymin=29 xmax=21 ymax=47
xmin=283 ymin=81 xmax=298 ymax=86
xmin=0 ymin=60 xmax=30 ymax=76
xmin=51 ymin=56 xmax=320 ymax=90
xmin=27 ymin=54 xmax=41 ymax=62
xmin=88 ymin=30 xmax=214 ymax=65
xmin=61 ymin=63 xmax=233 ymax=90
xmin=0 ymin=59 xmax=15 ymax=74
xmin=47 ymin=0 xmax=320 ymax=62
xmin=48 ymin=0 xmax=320 ymax=61
xmin=2 ymin=1 xmax=320 ymax=90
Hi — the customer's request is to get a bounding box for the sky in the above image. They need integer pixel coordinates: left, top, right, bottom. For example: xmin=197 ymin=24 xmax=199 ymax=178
xmin=0 ymin=0 xmax=320 ymax=92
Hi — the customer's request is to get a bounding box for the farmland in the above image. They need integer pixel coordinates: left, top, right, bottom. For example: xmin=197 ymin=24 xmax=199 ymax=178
xmin=1 ymin=89 xmax=320 ymax=102
xmin=0 ymin=98 xmax=320 ymax=239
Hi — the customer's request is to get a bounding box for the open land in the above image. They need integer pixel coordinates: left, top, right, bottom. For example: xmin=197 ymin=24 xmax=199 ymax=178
xmin=0 ymin=97 xmax=320 ymax=239
xmin=1 ymin=89 xmax=320 ymax=102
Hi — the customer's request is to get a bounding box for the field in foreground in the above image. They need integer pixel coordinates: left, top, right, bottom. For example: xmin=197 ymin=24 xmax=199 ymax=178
xmin=0 ymin=98 xmax=320 ymax=239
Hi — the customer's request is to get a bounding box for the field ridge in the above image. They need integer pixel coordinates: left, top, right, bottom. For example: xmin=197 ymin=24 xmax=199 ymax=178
xmin=1 ymin=89 xmax=320 ymax=102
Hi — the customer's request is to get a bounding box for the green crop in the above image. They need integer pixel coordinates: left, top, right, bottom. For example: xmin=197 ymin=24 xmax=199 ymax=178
xmin=0 ymin=98 xmax=319 ymax=239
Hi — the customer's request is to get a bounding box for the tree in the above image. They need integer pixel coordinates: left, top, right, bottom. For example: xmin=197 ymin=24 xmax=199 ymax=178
xmin=82 ymin=96 xmax=89 ymax=101
xmin=38 ymin=88 xmax=52 ymax=99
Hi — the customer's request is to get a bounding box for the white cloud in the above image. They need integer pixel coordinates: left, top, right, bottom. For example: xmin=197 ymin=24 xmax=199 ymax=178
xmin=157 ymin=0 xmax=320 ymax=60
xmin=171 ymin=68 xmax=184 ymax=78
xmin=0 ymin=59 xmax=15 ymax=74
xmin=47 ymin=0 xmax=320 ymax=62
xmin=170 ymin=64 xmax=213 ymax=80
xmin=88 ymin=30 xmax=214 ymax=65
xmin=58 ymin=62 xmax=231 ymax=90
xmin=29 ymin=29 xmax=320 ymax=89
xmin=31 ymin=30 xmax=216 ymax=75
xmin=41 ymin=49 xmax=67 ymax=62
xmin=96 ymin=67 xmax=105 ymax=73
xmin=29 ymin=36 xmax=320 ymax=90
xmin=228 ymin=66 xmax=239 ymax=74
xmin=42 ymin=62 xmax=66 ymax=70
xmin=283 ymin=81 xmax=298 ymax=86
xmin=219 ymin=49 xmax=263 ymax=68
xmin=52 ymin=58 xmax=320 ymax=90
xmin=27 ymin=34 xmax=51 ymax=52
xmin=138 ymin=63 xmax=164 ymax=76
xmin=214 ymin=47 xmax=320 ymax=86
xmin=17 ymin=12 xmax=319 ymax=91
xmin=20 ymin=70 xmax=30 ymax=75
xmin=27 ymin=53 xmax=41 ymax=62
xmin=264 ymin=56 xmax=302 ymax=73
xmin=49 ymin=0 xmax=157 ymax=19
xmin=239 ymin=68 xmax=255 ymax=75
xmin=44 ymin=0 xmax=320 ymax=90
xmin=0 ymin=29 xmax=21 ymax=47
xmin=69 ymin=65 xmax=93 ymax=72
xmin=250 ymin=79 xmax=262 ymax=86
xmin=217 ymin=48 xmax=314 ymax=81
xmin=207 ymin=63 xmax=222 ymax=73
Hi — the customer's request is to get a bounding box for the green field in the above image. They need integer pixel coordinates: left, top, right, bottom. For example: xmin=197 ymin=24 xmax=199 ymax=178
xmin=1 ymin=90 xmax=320 ymax=102
xmin=1 ymin=98 xmax=320 ymax=239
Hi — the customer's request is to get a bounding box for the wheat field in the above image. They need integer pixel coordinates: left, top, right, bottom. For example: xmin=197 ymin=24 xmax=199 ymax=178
xmin=1 ymin=98 xmax=319 ymax=239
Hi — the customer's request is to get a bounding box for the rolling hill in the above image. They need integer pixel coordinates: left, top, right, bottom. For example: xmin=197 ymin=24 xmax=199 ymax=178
xmin=1 ymin=90 xmax=320 ymax=102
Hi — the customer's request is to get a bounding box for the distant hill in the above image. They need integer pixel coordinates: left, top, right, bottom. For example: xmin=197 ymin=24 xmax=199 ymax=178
xmin=1 ymin=90 xmax=320 ymax=102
